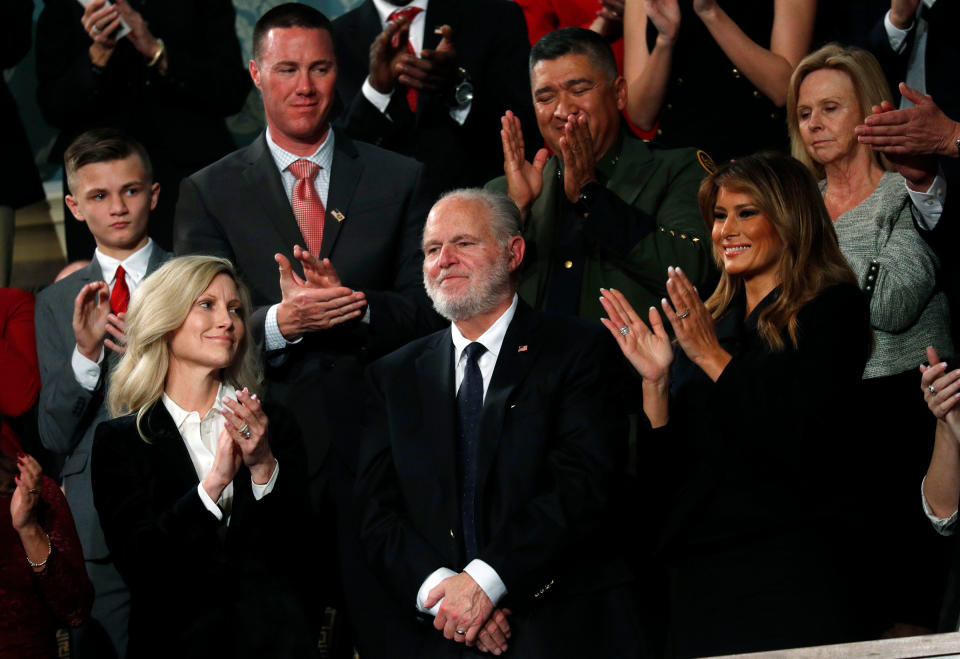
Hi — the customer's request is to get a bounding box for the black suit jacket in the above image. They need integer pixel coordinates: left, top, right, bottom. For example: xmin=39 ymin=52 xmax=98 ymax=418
xmin=356 ymin=300 xmax=639 ymax=657
xmin=91 ymin=401 xmax=314 ymax=659
xmin=174 ymin=130 xmax=440 ymax=475
xmin=331 ymin=0 xmax=539 ymax=197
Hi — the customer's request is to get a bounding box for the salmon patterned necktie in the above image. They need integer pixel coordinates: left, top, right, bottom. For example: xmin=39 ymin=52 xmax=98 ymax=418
xmin=289 ymin=159 xmax=325 ymax=256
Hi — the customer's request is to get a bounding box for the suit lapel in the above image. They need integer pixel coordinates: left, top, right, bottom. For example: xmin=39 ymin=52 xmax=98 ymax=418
xmin=323 ymin=131 xmax=361 ymax=260
xmin=415 ymin=331 xmax=461 ymax=529
xmin=145 ymin=245 xmax=171 ymax=275
xmin=242 ymin=135 xmax=304 ymax=251
xmin=142 ymin=402 xmax=202 ymax=492
xmin=475 ymin=302 xmax=543 ymax=501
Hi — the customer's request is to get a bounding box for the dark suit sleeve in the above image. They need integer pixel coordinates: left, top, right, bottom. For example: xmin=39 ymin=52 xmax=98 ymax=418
xmin=355 ymin=363 xmax=449 ymax=603
xmin=479 ymin=331 xmax=627 ymax=598
xmin=864 ymin=13 xmax=910 ymax=103
xmin=173 ymin=176 xmax=236 ymax=261
xmin=35 ymin=287 xmax=101 ymax=457
xmin=361 ymin=162 xmax=442 ymax=352
xmin=2 ymin=0 xmax=34 ymax=67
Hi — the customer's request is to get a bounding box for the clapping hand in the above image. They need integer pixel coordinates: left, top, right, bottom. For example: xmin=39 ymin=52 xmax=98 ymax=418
xmin=558 ymin=113 xmax=598 ymax=203
xmin=662 ymin=266 xmax=731 ymax=381
xmin=921 ymin=347 xmax=960 ymax=437
xmin=500 ymin=110 xmax=549 ymax=217
xmin=600 ymin=287 xmax=673 ymax=384
xmin=274 ymin=250 xmax=366 ymax=339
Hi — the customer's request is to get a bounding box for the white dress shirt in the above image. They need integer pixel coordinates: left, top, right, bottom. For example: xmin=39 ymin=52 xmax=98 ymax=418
xmin=883 ymin=0 xmax=937 ymax=106
xmin=162 ymin=383 xmax=279 ymax=523
xmin=415 ymin=295 xmax=518 ymax=616
xmin=363 ymin=0 xmax=471 ymax=125
xmin=72 ymin=239 xmax=154 ymax=391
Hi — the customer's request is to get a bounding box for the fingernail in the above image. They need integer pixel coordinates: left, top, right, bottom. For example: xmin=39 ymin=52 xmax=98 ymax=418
xmin=598 ymin=296 xmax=604 ymax=302
xmin=649 ymin=306 xmax=656 ymax=312
xmin=676 ymin=266 xmax=683 ymax=275
xmin=661 ymin=298 xmax=668 ymax=305
xmin=667 ymin=266 xmax=674 ymax=274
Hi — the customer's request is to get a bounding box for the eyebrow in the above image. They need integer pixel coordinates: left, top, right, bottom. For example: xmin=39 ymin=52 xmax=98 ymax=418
xmin=272 ymin=59 xmax=334 ymax=68
xmin=534 ymin=77 xmax=595 ymax=96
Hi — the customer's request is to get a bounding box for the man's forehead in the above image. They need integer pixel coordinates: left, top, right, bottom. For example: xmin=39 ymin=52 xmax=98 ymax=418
xmin=531 ymin=54 xmax=600 ymax=87
xmin=424 ymin=200 xmax=492 ymax=241
xmin=75 ymin=156 xmax=147 ymax=186
xmin=259 ymin=26 xmax=334 ymax=60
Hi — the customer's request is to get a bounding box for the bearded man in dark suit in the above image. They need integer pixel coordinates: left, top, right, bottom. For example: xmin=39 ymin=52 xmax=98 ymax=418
xmin=356 ymin=188 xmax=642 ymax=657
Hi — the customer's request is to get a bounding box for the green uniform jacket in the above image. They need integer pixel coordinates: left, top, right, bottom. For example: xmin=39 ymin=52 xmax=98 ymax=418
xmin=488 ymin=132 xmax=715 ymax=320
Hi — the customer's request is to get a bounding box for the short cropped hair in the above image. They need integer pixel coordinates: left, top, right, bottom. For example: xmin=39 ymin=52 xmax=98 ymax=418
xmin=253 ymin=3 xmax=334 ymax=62
xmin=64 ymin=128 xmax=153 ymax=195
xmin=529 ymin=27 xmax=618 ymax=82
xmin=436 ymin=188 xmax=522 ymax=248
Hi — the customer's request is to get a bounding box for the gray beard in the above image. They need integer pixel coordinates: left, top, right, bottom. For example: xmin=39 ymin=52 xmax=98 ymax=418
xmin=425 ymin=256 xmax=513 ymax=323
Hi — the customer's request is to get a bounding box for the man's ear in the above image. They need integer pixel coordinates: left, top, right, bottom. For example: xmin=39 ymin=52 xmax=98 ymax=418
xmin=613 ymin=75 xmax=627 ymax=113
xmin=508 ymin=235 xmax=525 ymax=272
xmin=64 ymin=195 xmax=86 ymax=223
xmin=149 ymin=182 xmax=161 ymax=211
xmin=249 ymin=59 xmax=261 ymax=89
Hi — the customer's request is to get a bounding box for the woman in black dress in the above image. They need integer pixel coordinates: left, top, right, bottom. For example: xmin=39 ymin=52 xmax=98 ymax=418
xmin=601 ymin=153 xmax=872 ymax=656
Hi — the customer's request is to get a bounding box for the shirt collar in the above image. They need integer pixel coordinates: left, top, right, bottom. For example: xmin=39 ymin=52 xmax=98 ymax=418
xmin=95 ymin=238 xmax=154 ymax=287
xmin=265 ymin=126 xmax=335 ymax=176
xmin=450 ymin=294 xmax=518 ymax=365
xmin=162 ymin=383 xmax=235 ymax=430
xmin=371 ymin=0 xmax=429 ymax=26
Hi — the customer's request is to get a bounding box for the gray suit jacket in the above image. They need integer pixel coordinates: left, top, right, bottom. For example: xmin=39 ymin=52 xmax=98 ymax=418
xmin=35 ymin=246 xmax=170 ymax=560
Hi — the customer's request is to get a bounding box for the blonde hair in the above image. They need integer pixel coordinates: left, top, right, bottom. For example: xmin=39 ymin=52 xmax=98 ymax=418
xmin=787 ymin=43 xmax=894 ymax=179
xmin=107 ymin=255 xmax=261 ymax=439
xmin=699 ymin=153 xmax=857 ymax=350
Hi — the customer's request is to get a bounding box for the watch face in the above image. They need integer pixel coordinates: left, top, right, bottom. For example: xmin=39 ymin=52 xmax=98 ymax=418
xmin=455 ymin=81 xmax=474 ymax=106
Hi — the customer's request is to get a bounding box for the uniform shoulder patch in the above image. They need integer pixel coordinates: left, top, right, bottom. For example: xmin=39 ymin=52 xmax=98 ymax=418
xmin=697 ymin=150 xmax=716 ymax=174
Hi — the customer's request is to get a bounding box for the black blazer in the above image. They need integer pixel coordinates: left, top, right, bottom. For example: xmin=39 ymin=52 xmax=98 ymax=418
xmin=91 ymin=401 xmax=313 ymax=659
xmin=653 ymin=284 xmax=873 ymax=656
xmin=174 ymin=130 xmax=441 ymax=474
xmin=355 ymin=301 xmax=640 ymax=657
xmin=331 ymin=0 xmax=540 ymax=198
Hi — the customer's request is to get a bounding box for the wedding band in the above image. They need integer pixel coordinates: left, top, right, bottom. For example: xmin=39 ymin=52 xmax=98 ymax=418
xmin=455 ymin=630 xmax=466 ymax=635
xmin=29 ymin=488 xmax=40 ymax=494
xmin=619 ymin=326 xmax=629 ymax=336
xmin=238 ymin=423 xmax=251 ymax=438
xmin=677 ymin=308 xmax=691 ymax=319
xmin=929 ymin=385 xmax=937 ymax=394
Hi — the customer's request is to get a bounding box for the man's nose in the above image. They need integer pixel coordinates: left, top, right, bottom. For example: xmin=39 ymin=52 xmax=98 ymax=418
xmin=295 ymin=69 xmax=315 ymax=94
xmin=438 ymin=244 xmax=457 ymax=267
xmin=554 ymin=91 xmax=578 ymax=120
xmin=110 ymin=194 xmax=128 ymax=215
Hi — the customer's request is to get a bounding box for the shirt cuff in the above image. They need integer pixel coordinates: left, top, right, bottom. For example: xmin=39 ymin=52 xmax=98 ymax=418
xmin=71 ymin=344 xmax=103 ymax=392
xmin=921 ymin=476 xmax=957 ymax=535
xmin=449 ymin=100 xmax=472 ymax=126
xmin=416 ymin=567 xmax=457 ymax=615
xmin=362 ymin=76 xmax=394 ymax=115
xmin=251 ymin=460 xmax=279 ymax=500
xmin=196 ymin=482 xmax=224 ymax=521
xmin=464 ymin=559 xmax=507 ymax=606
xmin=884 ymin=9 xmax=912 ymax=53
xmin=908 ymin=173 xmax=947 ymax=231
xmin=264 ymin=304 xmax=303 ymax=351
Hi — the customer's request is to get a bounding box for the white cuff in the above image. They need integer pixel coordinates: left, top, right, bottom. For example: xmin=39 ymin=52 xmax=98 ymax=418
xmin=464 ymin=559 xmax=507 ymax=606
xmin=251 ymin=460 xmax=279 ymax=500
xmin=361 ymin=305 xmax=371 ymax=325
xmin=921 ymin=476 xmax=957 ymax=535
xmin=449 ymin=100 xmax=472 ymax=126
xmin=416 ymin=567 xmax=457 ymax=615
xmin=264 ymin=304 xmax=302 ymax=351
xmin=362 ymin=76 xmax=394 ymax=115
xmin=72 ymin=344 xmax=103 ymax=392
xmin=909 ymin=173 xmax=947 ymax=231
xmin=884 ymin=9 xmax=912 ymax=53
xmin=196 ymin=482 xmax=224 ymax=521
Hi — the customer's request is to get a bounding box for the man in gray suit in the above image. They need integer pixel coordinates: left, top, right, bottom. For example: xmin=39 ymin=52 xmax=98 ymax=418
xmin=36 ymin=129 xmax=170 ymax=659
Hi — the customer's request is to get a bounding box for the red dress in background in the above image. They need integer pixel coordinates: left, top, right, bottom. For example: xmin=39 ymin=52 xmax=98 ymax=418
xmin=0 ymin=288 xmax=40 ymax=456
xmin=0 ymin=476 xmax=93 ymax=658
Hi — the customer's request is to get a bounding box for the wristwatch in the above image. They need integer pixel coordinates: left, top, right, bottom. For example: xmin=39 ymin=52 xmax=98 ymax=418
xmin=450 ymin=67 xmax=474 ymax=107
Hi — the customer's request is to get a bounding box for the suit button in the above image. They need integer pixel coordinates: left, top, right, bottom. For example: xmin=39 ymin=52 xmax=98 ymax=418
xmin=563 ymin=260 xmax=573 ymax=269
xmin=449 ymin=529 xmax=455 ymax=538
xmin=732 ymin=68 xmax=740 ymax=78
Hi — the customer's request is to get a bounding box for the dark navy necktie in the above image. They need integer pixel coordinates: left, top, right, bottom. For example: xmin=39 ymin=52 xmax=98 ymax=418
xmin=457 ymin=341 xmax=486 ymax=560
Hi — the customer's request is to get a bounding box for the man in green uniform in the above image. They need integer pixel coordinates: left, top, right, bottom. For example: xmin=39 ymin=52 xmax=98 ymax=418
xmin=489 ymin=27 xmax=714 ymax=320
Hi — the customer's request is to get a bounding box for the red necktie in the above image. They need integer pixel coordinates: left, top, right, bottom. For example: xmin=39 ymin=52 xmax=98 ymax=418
xmin=388 ymin=6 xmax=423 ymax=113
xmin=289 ymin=159 xmax=325 ymax=256
xmin=110 ymin=265 xmax=130 ymax=314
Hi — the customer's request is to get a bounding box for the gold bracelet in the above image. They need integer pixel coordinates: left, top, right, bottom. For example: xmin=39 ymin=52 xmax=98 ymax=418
xmin=27 ymin=532 xmax=52 ymax=569
xmin=147 ymin=38 xmax=165 ymax=67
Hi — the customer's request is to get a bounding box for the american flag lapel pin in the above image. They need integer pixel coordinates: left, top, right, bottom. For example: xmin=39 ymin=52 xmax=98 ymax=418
xmin=517 ymin=345 xmax=528 ymax=352
xmin=331 ymin=209 xmax=345 ymax=223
